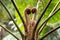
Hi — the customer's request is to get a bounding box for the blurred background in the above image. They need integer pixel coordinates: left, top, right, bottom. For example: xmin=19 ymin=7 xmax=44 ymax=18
xmin=0 ymin=0 xmax=60 ymax=40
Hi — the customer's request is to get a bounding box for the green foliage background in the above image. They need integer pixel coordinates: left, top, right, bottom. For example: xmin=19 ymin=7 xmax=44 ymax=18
xmin=0 ymin=0 xmax=60 ymax=40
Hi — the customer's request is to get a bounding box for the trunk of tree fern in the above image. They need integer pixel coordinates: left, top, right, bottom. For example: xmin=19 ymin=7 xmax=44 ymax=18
xmin=23 ymin=21 xmax=38 ymax=40
xmin=23 ymin=32 xmax=38 ymax=40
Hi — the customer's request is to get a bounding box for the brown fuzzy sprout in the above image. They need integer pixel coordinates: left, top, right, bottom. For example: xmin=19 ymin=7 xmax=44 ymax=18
xmin=31 ymin=7 xmax=37 ymax=14
xmin=24 ymin=6 xmax=31 ymax=14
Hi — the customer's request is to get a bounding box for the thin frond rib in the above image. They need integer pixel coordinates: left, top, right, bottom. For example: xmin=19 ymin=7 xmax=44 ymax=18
xmin=38 ymin=22 xmax=46 ymax=34
xmin=38 ymin=1 xmax=60 ymax=34
xmin=0 ymin=25 xmax=19 ymax=40
xmin=35 ymin=0 xmax=52 ymax=30
xmin=0 ymin=1 xmax=24 ymax=38
xmin=32 ymin=0 xmax=52 ymax=39
xmin=40 ymin=26 xmax=60 ymax=40
xmin=37 ymin=8 xmax=60 ymax=35
xmin=11 ymin=0 xmax=27 ymax=33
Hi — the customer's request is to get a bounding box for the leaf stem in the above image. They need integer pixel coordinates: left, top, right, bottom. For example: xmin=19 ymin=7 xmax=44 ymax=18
xmin=0 ymin=25 xmax=19 ymax=40
xmin=32 ymin=0 xmax=52 ymax=39
xmin=35 ymin=0 xmax=52 ymax=31
xmin=0 ymin=0 xmax=24 ymax=38
xmin=11 ymin=0 xmax=28 ymax=34
xmin=40 ymin=26 xmax=60 ymax=40
xmin=36 ymin=8 xmax=60 ymax=40
xmin=38 ymin=1 xmax=60 ymax=35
